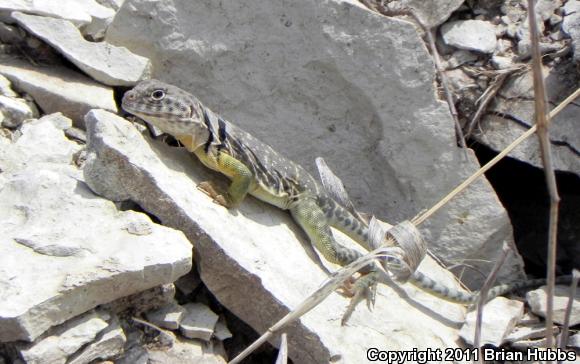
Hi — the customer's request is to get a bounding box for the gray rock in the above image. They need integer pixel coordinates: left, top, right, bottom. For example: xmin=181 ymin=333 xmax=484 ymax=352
xmin=17 ymin=311 xmax=109 ymax=364
xmin=116 ymin=346 xmax=149 ymax=364
xmin=147 ymin=336 xmax=227 ymax=364
xmin=491 ymin=55 xmax=513 ymax=69
xmin=0 ymin=22 xmax=24 ymax=43
xmin=526 ymin=285 xmax=580 ymax=326
xmin=96 ymin=0 xmax=125 ymax=11
xmin=505 ymin=323 xmax=559 ymax=343
xmin=0 ymin=115 xmax=192 ymax=342
xmin=477 ymin=68 xmax=580 ymax=175
xmin=82 ymin=109 xmax=470 ymax=363
xmin=441 ymin=20 xmax=498 ymax=53
xmin=214 ymin=317 xmax=232 ymax=341
xmin=146 ymin=302 xmax=187 ymax=330
xmin=73 ymin=0 xmax=116 ymax=39
xmin=180 ymin=303 xmax=219 ymax=341
xmin=0 ymin=113 xmax=80 ymax=173
xmin=0 ymin=58 xmax=117 ymax=127
xmin=106 ymin=0 xmax=525 ymax=289
xmin=400 ymin=0 xmax=465 ymax=28
xmin=535 ymin=0 xmax=563 ymax=22
xmin=570 ymin=333 xmax=580 ymax=348
xmin=0 ymin=0 xmax=91 ymax=25
xmin=174 ymin=270 xmax=201 ymax=296
xmin=67 ymin=317 xmax=126 ymax=364
xmin=12 ymin=12 xmax=150 ymax=86
xmin=459 ymin=297 xmax=524 ymax=346
xmin=446 ymin=50 xmax=478 ymax=69
xmin=0 ymin=94 xmax=38 ymax=129
xmin=563 ymin=0 xmax=580 ymax=62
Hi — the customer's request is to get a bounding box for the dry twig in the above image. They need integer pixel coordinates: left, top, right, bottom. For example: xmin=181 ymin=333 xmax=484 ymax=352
xmin=526 ymin=0 xmax=560 ymax=350
xmin=558 ymin=269 xmax=580 ymax=349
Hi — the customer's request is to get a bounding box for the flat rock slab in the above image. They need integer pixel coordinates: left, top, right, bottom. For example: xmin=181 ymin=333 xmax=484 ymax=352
xmin=0 ymin=0 xmax=91 ymax=25
xmin=0 ymin=115 xmax=192 ymax=342
xmin=146 ymin=302 xmax=187 ymax=330
xmin=459 ymin=297 xmax=524 ymax=346
xmin=526 ymin=285 xmax=580 ymax=326
xmin=106 ymin=0 xmax=525 ymax=289
xmin=67 ymin=317 xmax=126 ymax=364
xmin=147 ymin=336 xmax=227 ymax=364
xmin=0 ymin=58 xmax=117 ymax=127
xmin=83 ymin=110 xmax=468 ymax=364
xmin=441 ymin=20 xmax=498 ymax=53
xmin=179 ymin=303 xmax=219 ymax=341
xmin=12 ymin=12 xmax=150 ymax=86
xmin=401 ymin=0 xmax=465 ymax=28
xmin=17 ymin=310 xmax=109 ymax=364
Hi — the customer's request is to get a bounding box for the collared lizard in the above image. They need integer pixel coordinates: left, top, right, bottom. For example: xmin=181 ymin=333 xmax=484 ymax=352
xmin=122 ymin=79 xmax=570 ymax=306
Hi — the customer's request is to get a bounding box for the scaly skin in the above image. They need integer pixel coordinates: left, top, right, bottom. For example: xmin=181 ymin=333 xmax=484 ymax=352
xmin=122 ymin=80 xmax=569 ymax=305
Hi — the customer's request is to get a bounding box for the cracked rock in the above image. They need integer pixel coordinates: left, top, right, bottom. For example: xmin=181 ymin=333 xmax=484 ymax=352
xmin=526 ymin=285 xmax=580 ymax=326
xmin=0 ymin=58 xmax=117 ymax=127
xmin=0 ymin=0 xmax=92 ymax=25
xmin=12 ymin=12 xmax=150 ymax=86
xmin=0 ymin=114 xmax=192 ymax=342
xmin=67 ymin=317 xmax=126 ymax=364
xmin=179 ymin=303 xmax=219 ymax=341
xmin=146 ymin=302 xmax=187 ymax=331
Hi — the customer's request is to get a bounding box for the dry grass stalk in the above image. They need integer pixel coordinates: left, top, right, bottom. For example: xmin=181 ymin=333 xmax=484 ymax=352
xmin=275 ymin=333 xmax=288 ymax=364
xmin=473 ymin=243 xmax=511 ymax=363
xmin=558 ymin=269 xmax=580 ymax=349
xmin=526 ymin=0 xmax=560 ymax=350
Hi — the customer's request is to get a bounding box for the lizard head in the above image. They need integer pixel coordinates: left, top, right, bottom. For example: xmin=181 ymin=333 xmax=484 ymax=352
xmin=122 ymin=79 xmax=203 ymax=135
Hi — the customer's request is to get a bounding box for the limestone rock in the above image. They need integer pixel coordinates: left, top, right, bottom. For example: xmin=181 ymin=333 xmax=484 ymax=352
xmin=147 ymin=336 xmax=227 ymax=364
xmin=12 ymin=12 xmax=150 ymax=86
xmin=83 ymin=110 xmax=469 ymax=364
xmin=146 ymin=303 xmax=187 ymax=331
xmin=67 ymin=317 xmax=126 ymax=364
xmin=477 ymin=68 xmax=580 ymax=175
xmin=526 ymin=285 xmax=580 ymax=326
xmin=0 ymin=94 xmax=38 ymax=129
xmin=116 ymin=346 xmax=148 ymax=364
xmin=399 ymin=0 xmax=465 ymax=28
xmin=563 ymin=0 xmax=580 ymax=62
xmin=441 ymin=20 xmax=498 ymax=53
xmin=0 ymin=0 xmax=91 ymax=25
xmin=106 ymin=0 xmax=525 ymax=289
xmin=73 ymin=0 xmax=116 ymax=39
xmin=179 ymin=303 xmax=219 ymax=341
xmin=505 ymin=323 xmax=559 ymax=343
xmin=0 ymin=115 xmax=192 ymax=342
xmin=0 ymin=58 xmax=116 ymax=127
xmin=459 ymin=297 xmax=524 ymax=346
xmin=17 ymin=311 xmax=109 ymax=364
xmin=214 ymin=317 xmax=232 ymax=341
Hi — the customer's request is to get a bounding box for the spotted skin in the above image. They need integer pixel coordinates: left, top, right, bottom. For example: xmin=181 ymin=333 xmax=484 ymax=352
xmin=122 ymin=80 xmax=569 ymax=304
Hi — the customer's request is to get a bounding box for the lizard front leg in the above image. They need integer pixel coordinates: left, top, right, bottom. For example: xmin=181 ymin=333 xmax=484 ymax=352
xmin=195 ymin=149 xmax=253 ymax=208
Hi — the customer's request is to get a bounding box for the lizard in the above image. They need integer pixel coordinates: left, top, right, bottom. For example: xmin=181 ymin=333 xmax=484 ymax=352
xmin=122 ymin=79 xmax=571 ymax=308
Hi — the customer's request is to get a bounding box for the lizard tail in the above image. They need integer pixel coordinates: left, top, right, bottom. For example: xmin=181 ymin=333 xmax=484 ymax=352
xmin=317 ymin=195 xmax=372 ymax=251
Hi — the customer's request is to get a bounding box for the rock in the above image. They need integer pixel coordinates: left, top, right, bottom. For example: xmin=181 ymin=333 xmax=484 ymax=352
xmin=477 ymin=67 xmax=580 ymax=175
xmin=96 ymin=0 xmax=125 ymax=11
xmin=146 ymin=302 xmax=187 ymax=330
xmin=0 ymin=94 xmax=38 ymax=129
xmin=0 ymin=74 xmax=17 ymax=97
xmin=73 ymin=0 xmax=117 ymax=39
xmin=441 ymin=20 xmax=497 ymax=53
xmin=570 ymin=333 xmax=580 ymax=348
xmin=459 ymin=297 xmax=524 ymax=346
xmin=491 ymin=55 xmax=513 ymax=69
xmin=213 ymin=317 xmax=232 ymax=341
xmin=0 ymin=114 xmax=192 ymax=342
xmin=116 ymin=346 xmax=149 ymax=364
xmin=0 ymin=58 xmax=117 ymax=127
xmin=0 ymin=22 xmax=24 ymax=43
xmin=0 ymin=113 xmax=80 ymax=173
xmin=446 ymin=50 xmax=478 ymax=69
xmin=400 ymin=0 xmax=465 ymax=28
xmin=526 ymin=285 xmax=580 ymax=326
xmin=104 ymin=284 xmax=177 ymax=316
xmin=82 ymin=109 xmax=470 ymax=363
xmin=505 ymin=323 xmax=559 ymax=343
xmin=12 ymin=12 xmax=150 ymax=86
xmin=67 ymin=317 xmax=126 ymax=364
xmin=174 ymin=270 xmax=201 ymax=296
xmin=147 ymin=336 xmax=227 ymax=364
xmin=563 ymin=0 xmax=580 ymax=62
xmin=106 ymin=0 xmax=525 ymax=289
xmin=535 ymin=0 xmax=563 ymax=22
xmin=179 ymin=303 xmax=219 ymax=341
xmin=17 ymin=311 xmax=109 ymax=364
xmin=0 ymin=0 xmax=92 ymax=25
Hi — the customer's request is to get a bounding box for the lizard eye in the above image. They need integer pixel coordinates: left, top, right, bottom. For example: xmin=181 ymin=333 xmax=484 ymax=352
xmin=151 ymin=90 xmax=165 ymax=100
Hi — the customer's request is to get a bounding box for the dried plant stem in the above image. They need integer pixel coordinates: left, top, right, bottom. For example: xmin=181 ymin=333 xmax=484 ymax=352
xmin=474 ymin=244 xmax=511 ymax=363
xmin=558 ymin=269 xmax=580 ymax=349
xmin=527 ymin=0 xmax=559 ymax=351
xmin=412 ymin=87 xmax=579 ymax=226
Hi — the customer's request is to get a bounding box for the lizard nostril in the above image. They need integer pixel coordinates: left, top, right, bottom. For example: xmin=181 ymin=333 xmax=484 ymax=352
xmin=125 ymin=91 xmax=136 ymax=101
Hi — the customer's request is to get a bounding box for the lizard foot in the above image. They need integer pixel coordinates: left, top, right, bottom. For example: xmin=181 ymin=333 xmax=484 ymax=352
xmin=197 ymin=181 xmax=229 ymax=208
xmin=337 ymin=275 xmax=357 ymax=297
xmin=341 ymin=272 xmax=378 ymax=326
